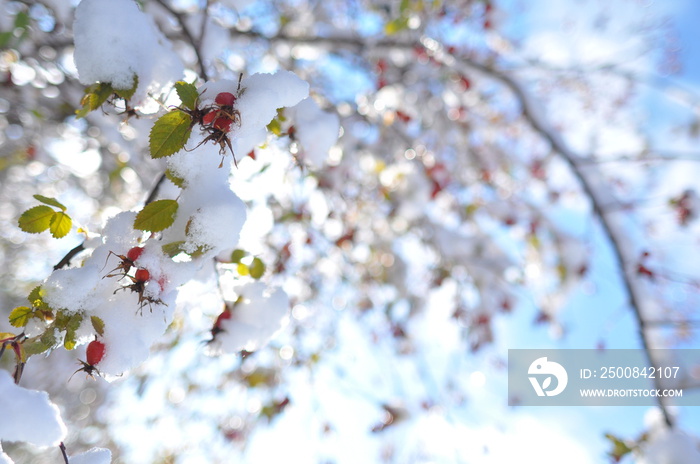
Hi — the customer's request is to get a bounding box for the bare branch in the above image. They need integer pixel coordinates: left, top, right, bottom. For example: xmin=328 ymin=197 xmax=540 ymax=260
xmin=59 ymin=442 xmax=69 ymax=464
xmin=241 ymin=29 xmax=678 ymax=426
xmin=53 ymin=243 xmax=86 ymax=271
xmin=144 ymin=171 xmax=168 ymax=206
xmin=453 ymin=51 xmax=677 ymax=428
xmin=153 ymin=0 xmax=209 ymax=81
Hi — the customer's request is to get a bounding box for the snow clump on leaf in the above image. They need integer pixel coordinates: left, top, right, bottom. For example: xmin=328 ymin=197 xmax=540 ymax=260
xmin=73 ymin=0 xmax=183 ymax=106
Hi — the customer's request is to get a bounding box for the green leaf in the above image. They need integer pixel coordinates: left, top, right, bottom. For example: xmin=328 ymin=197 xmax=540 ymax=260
xmin=90 ymin=316 xmax=105 ymax=337
xmin=237 ymin=263 xmax=250 ymax=276
xmin=9 ymin=306 xmax=33 ymax=327
xmin=63 ymin=313 xmax=83 ymax=351
xmin=14 ymin=11 xmax=30 ymax=29
xmin=76 ymin=82 xmax=113 ymax=119
xmin=134 ymin=199 xmax=179 ymax=232
xmin=249 ymin=257 xmax=266 ymax=279
xmin=0 ymin=31 xmax=13 ymax=48
xmin=149 ymin=111 xmax=192 ymax=158
xmin=161 ymin=241 xmax=210 ymax=258
xmin=50 ymin=211 xmax=72 ymax=238
xmin=23 ymin=331 xmax=57 ymax=357
xmin=605 ymin=433 xmax=634 ymax=460
xmin=33 ymin=194 xmax=66 ymax=211
xmin=18 ymin=205 xmax=54 ymax=233
xmin=162 ymin=241 xmax=186 ymax=258
xmin=231 ymin=249 xmax=246 ymax=264
xmin=385 ymin=17 xmax=410 ymax=35
xmin=54 ymin=311 xmax=70 ymax=330
xmin=267 ymin=117 xmax=282 ymax=136
xmin=64 ymin=335 xmax=77 ymax=351
xmin=174 ymin=81 xmax=199 ymax=111
xmin=114 ymin=75 xmax=139 ymax=100
xmin=28 ymin=286 xmax=50 ymax=311
xmin=165 ymin=168 xmax=186 ymax=188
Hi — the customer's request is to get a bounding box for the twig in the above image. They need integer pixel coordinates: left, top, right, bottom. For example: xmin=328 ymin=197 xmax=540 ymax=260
xmin=239 ymin=29 xmax=678 ymax=426
xmin=453 ymin=50 xmax=676 ymax=428
xmin=144 ymin=171 xmax=168 ymax=205
xmin=59 ymin=442 xmax=69 ymax=464
xmin=153 ymin=0 xmax=209 ymax=81
xmin=13 ymin=362 xmax=24 ymax=384
xmin=53 ymin=243 xmax=86 ymax=271
xmin=52 ymin=171 xmax=166 ymax=272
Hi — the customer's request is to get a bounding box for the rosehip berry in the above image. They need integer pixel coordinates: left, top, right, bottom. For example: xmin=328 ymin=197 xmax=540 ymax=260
xmin=215 ymin=310 xmax=232 ymax=328
xmin=210 ymin=308 xmax=232 ymax=338
xmin=202 ymin=110 xmax=217 ymax=126
xmin=86 ymin=340 xmax=105 ymax=366
xmin=134 ymin=268 xmax=150 ymax=282
xmin=215 ymin=92 xmax=236 ymax=106
xmin=126 ymin=246 xmax=144 ymax=262
xmin=213 ymin=117 xmax=233 ymax=132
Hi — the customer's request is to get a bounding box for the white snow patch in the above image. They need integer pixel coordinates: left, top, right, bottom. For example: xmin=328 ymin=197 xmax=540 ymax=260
xmin=0 ymin=370 xmax=67 ymax=447
xmin=73 ymin=0 xmax=183 ymax=107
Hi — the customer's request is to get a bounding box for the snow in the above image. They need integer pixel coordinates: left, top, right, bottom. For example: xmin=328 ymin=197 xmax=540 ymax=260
xmin=198 ymin=70 xmax=309 ymax=156
xmin=636 ymin=428 xmax=700 ymax=464
xmin=73 ymin=0 xmax=183 ymax=106
xmin=43 ymin=264 xmax=102 ymax=313
xmin=0 ymin=445 xmax=11 ymax=464
xmin=0 ymin=370 xmax=67 ymax=447
xmin=69 ymin=447 xmax=112 ymax=464
xmin=35 ymin=67 xmax=309 ymax=376
xmin=165 ymin=136 xmax=248 ymax=259
xmin=287 ymin=97 xmax=340 ymax=168
xmin=217 ymin=282 xmax=290 ymax=352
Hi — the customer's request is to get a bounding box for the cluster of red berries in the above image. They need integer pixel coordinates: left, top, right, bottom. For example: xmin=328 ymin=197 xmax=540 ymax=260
xmin=180 ymin=87 xmax=243 ymax=166
xmin=105 ymin=246 xmax=164 ymax=311
xmin=202 ymin=92 xmax=238 ymax=133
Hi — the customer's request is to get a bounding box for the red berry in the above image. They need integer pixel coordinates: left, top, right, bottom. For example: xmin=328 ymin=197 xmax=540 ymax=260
xmin=134 ymin=268 xmax=150 ymax=282
xmin=126 ymin=246 xmax=144 ymax=262
xmin=215 ymin=310 xmax=232 ymax=328
xmin=86 ymin=340 xmax=105 ymax=366
xmin=213 ymin=117 xmax=233 ymax=132
xmin=215 ymin=92 xmax=236 ymax=106
xmin=202 ymin=110 xmax=217 ymax=125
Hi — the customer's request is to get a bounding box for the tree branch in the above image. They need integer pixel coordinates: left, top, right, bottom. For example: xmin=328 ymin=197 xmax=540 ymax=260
xmin=153 ymin=0 xmax=209 ymax=81
xmin=454 ymin=51 xmax=677 ymax=428
xmin=59 ymin=442 xmax=69 ymax=464
xmin=144 ymin=171 xmax=168 ymax=206
xmin=240 ymin=29 xmax=677 ymax=426
xmin=53 ymin=243 xmax=86 ymax=271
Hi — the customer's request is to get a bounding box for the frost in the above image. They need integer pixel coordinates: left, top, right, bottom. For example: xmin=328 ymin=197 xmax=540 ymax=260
xmin=73 ymin=0 xmax=183 ymax=106
xmin=199 ymin=70 xmax=309 ymax=155
xmin=288 ymin=97 xmax=340 ymax=168
xmin=0 ymin=370 xmax=67 ymax=447
xmin=69 ymin=447 xmax=112 ymax=464
xmin=218 ymin=282 xmax=290 ymax=352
